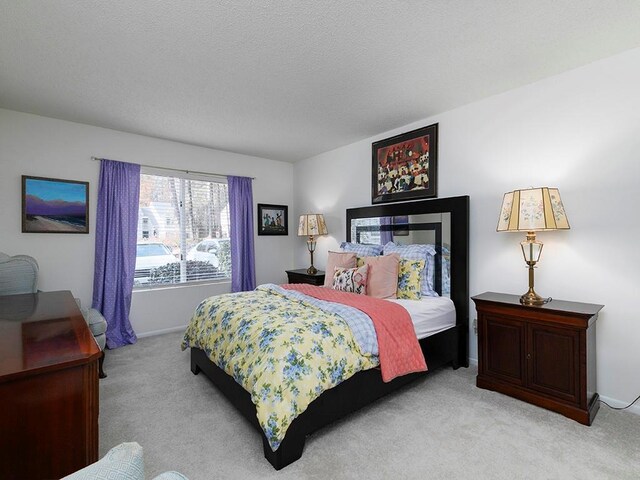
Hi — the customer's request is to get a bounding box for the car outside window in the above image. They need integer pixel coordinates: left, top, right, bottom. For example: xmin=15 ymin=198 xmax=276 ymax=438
xmin=137 ymin=244 xmax=171 ymax=257
xmin=134 ymin=172 xmax=231 ymax=287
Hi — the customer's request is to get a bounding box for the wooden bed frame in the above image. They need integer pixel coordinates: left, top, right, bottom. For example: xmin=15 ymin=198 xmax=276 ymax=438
xmin=190 ymin=195 xmax=469 ymax=469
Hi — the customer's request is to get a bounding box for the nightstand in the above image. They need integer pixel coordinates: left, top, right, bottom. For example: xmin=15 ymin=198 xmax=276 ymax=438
xmin=472 ymin=292 xmax=604 ymax=425
xmin=285 ymin=269 xmax=325 ymax=286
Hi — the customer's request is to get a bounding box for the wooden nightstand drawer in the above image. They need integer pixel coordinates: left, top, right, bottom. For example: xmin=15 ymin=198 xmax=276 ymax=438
xmin=285 ymin=269 xmax=325 ymax=286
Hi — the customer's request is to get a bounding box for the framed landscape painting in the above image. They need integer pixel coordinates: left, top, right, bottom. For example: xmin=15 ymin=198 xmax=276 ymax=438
xmin=371 ymin=123 xmax=438 ymax=204
xmin=22 ymin=176 xmax=89 ymax=233
xmin=257 ymin=203 xmax=288 ymax=235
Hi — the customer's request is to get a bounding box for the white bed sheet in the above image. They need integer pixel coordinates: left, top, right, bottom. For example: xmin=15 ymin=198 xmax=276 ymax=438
xmin=388 ymin=296 xmax=456 ymax=340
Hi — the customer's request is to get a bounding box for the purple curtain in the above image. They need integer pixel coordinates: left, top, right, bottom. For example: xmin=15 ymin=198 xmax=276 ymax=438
xmin=228 ymin=176 xmax=256 ymax=292
xmin=92 ymin=159 xmax=140 ymax=348
xmin=380 ymin=216 xmax=393 ymax=245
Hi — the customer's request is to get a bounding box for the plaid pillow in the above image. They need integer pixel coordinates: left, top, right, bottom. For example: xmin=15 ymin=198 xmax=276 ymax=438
xmin=340 ymin=241 xmax=383 ymax=257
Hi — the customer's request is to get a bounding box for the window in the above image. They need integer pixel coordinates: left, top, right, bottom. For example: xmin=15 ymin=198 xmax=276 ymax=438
xmin=350 ymin=217 xmax=383 ymax=245
xmin=134 ymin=170 xmax=231 ymax=287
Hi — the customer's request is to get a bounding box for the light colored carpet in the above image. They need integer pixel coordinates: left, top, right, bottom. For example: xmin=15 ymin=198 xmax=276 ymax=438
xmin=100 ymin=332 xmax=640 ymax=479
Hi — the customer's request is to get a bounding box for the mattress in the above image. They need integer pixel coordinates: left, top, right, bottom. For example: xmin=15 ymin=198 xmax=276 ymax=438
xmin=388 ymin=296 xmax=456 ymax=340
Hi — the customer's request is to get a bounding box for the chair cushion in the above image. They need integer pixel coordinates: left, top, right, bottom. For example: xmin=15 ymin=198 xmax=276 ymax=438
xmin=84 ymin=308 xmax=108 ymax=336
xmin=153 ymin=472 xmax=190 ymax=480
xmin=62 ymin=442 xmax=145 ymax=480
xmin=61 ymin=442 xmax=189 ymax=480
xmin=94 ymin=333 xmax=107 ymax=351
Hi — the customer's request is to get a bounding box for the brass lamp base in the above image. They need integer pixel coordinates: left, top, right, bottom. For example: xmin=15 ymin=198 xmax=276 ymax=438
xmin=520 ymin=258 xmax=551 ymax=306
xmin=520 ymin=289 xmax=551 ymax=306
xmin=306 ymin=266 xmax=318 ymax=275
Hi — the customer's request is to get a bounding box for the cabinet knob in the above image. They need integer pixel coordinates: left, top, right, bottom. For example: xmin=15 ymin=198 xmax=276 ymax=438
xmin=527 ymin=353 xmax=531 ymax=360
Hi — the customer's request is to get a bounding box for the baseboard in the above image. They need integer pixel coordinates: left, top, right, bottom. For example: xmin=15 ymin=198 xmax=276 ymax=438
xmin=136 ymin=324 xmax=188 ymax=339
xmin=468 ymin=357 xmax=478 ymax=367
xmin=599 ymin=394 xmax=640 ymax=416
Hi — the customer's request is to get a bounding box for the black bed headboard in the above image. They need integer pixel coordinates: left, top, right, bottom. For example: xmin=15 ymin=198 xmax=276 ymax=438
xmin=346 ymin=196 xmax=469 ymax=361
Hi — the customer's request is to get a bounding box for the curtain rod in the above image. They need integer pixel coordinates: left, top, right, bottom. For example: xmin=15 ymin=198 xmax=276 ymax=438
xmin=90 ymin=157 xmax=256 ymax=180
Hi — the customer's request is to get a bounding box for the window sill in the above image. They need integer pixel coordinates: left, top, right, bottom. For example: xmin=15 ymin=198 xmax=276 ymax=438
xmin=133 ymin=278 xmax=231 ymax=293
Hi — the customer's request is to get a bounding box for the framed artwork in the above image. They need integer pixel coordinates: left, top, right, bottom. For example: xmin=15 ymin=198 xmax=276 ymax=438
xmin=371 ymin=123 xmax=438 ymax=204
xmin=257 ymin=203 xmax=288 ymax=236
xmin=22 ymin=175 xmax=89 ymax=233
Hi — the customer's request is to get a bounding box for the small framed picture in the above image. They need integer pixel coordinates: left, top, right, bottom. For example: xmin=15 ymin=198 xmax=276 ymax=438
xmin=372 ymin=123 xmax=438 ymax=204
xmin=22 ymin=175 xmax=89 ymax=233
xmin=257 ymin=204 xmax=288 ymax=236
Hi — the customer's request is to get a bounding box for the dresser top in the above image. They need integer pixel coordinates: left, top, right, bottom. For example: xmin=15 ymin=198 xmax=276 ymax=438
xmin=0 ymin=290 xmax=100 ymax=381
xmin=471 ymin=291 xmax=604 ymax=317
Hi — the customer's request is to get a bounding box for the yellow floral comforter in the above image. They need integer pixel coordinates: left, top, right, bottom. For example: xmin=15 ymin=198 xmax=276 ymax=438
xmin=181 ymin=285 xmax=378 ymax=451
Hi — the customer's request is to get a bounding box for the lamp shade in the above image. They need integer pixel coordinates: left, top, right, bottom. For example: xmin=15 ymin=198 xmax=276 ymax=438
xmin=497 ymin=187 xmax=570 ymax=232
xmin=298 ymin=214 xmax=328 ymax=236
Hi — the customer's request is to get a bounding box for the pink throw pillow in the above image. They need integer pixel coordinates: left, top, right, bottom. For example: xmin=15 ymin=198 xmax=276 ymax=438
xmin=332 ymin=264 xmax=369 ymax=295
xmin=357 ymin=253 xmax=400 ymax=299
xmin=323 ymin=251 xmax=357 ymax=288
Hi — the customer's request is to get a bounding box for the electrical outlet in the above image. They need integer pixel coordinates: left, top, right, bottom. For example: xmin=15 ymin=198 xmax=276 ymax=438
xmin=473 ymin=318 xmax=478 ymax=335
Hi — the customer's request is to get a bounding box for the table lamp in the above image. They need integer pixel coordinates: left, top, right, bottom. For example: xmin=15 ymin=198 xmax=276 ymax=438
xmin=297 ymin=214 xmax=328 ymax=274
xmin=497 ymin=187 xmax=570 ymax=305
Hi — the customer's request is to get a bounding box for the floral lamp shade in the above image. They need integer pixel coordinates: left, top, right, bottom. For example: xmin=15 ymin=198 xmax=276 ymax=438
xmin=497 ymin=187 xmax=569 ymax=306
xmin=497 ymin=187 xmax=570 ymax=232
xmin=298 ymin=214 xmax=328 ymax=237
xmin=297 ymin=214 xmax=327 ymax=275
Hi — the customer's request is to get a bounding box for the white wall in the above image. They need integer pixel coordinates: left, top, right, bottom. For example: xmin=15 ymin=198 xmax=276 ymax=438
xmin=294 ymin=47 xmax=640 ymax=409
xmin=0 ymin=109 xmax=296 ymax=335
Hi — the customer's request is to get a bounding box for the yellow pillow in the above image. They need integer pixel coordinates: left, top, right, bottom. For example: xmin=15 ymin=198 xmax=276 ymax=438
xmin=397 ymin=258 xmax=424 ymax=300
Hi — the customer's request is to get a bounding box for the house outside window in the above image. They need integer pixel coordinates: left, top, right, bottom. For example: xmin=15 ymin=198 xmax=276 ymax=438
xmin=134 ymin=170 xmax=231 ymax=287
xmin=141 ymin=216 xmax=150 ymax=239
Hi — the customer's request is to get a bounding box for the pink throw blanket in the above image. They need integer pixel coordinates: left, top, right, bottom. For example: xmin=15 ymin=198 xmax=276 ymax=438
xmin=282 ymin=284 xmax=427 ymax=382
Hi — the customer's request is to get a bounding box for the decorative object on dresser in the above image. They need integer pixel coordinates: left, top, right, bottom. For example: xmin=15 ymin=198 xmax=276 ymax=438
xmin=472 ymin=292 xmax=603 ymax=425
xmin=372 ymin=123 xmax=438 ymax=204
xmin=297 ymin=213 xmax=328 ymax=274
xmin=22 ymin=175 xmax=90 ymax=234
xmin=0 ymin=290 xmax=101 ymax=479
xmin=285 ymin=268 xmax=325 ymax=286
xmin=497 ymin=187 xmax=570 ymax=305
xmin=257 ymin=203 xmax=288 ymax=236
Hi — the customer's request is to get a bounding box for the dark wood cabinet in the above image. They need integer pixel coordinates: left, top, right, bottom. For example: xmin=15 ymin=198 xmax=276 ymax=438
xmin=472 ymin=292 xmax=603 ymax=425
xmin=483 ymin=314 xmax=526 ymax=386
xmin=285 ymin=269 xmax=325 ymax=286
xmin=0 ymin=291 xmax=101 ymax=479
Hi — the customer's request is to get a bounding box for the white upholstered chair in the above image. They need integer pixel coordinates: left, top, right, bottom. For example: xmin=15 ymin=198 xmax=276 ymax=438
xmin=0 ymin=251 xmax=108 ymax=377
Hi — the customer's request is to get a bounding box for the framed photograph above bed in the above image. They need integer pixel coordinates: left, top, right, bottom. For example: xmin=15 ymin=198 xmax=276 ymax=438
xmin=371 ymin=123 xmax=438 ymax=204
xmin=22 ymin=175 xmax=89 ymax=234
xmin=257 ymin=203 xmax=288 ymax=236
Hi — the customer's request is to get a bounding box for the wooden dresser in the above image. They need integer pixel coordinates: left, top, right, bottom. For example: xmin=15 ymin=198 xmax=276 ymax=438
xmin=0 ymin=290 xmax=101 ymax=480
xmin=472 ymin=292 xmax=603 ymax=425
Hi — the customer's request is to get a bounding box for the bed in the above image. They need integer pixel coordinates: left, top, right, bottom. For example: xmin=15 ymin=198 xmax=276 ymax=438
xmin=184 ymin=195 xmax=469 ymax=469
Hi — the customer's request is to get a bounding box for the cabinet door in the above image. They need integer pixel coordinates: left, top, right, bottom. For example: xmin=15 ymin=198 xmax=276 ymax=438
xmin=527 ymin=323 xmax=580 ymax=404
xmin=481 ymin=314 xmax=526 ymax=385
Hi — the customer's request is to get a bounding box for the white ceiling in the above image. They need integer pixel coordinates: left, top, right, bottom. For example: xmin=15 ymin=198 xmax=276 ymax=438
xmin=2 ymin=1 xmax=640 ymax=163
